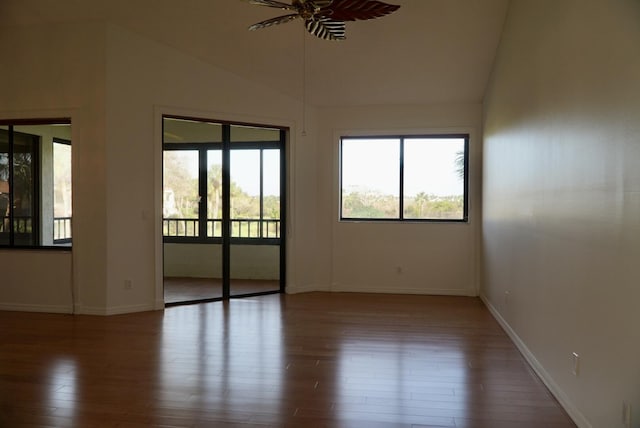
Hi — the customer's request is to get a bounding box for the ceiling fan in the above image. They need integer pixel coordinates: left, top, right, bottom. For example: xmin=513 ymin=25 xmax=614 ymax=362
xmin=246 ymin=0 xmax=401 ymax=41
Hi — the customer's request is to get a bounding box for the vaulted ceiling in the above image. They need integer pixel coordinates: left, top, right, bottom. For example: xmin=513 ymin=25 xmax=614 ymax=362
xmin=2 ymin=0 xmax=510 ymax=107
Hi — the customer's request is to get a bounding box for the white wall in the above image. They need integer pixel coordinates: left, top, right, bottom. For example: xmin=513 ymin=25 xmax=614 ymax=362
xmin=1 ymin=10 xmax=483 ymax=313
xmin=482 ymin=1 xmax=640 ymax=427
xmin=0 ymin=19 xmax=318 ymax=314
xmin=0 ymin=22 xmax=107 ymax=313
xmin=316 ymin=104 xmax=483 ymax=295
xmin=104 ymin=24 xmax=315 ymax=312
xmin=0 ymin=250 xmax=72 ymax=313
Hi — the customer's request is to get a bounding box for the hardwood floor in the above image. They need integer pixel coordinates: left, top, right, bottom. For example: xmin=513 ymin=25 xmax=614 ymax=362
xmin=0 ymin=293 xmax=576 ymax=427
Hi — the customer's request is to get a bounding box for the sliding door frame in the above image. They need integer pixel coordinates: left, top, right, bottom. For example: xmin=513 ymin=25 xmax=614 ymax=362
xmin=162 ymin=115 xmax=286 ymax=306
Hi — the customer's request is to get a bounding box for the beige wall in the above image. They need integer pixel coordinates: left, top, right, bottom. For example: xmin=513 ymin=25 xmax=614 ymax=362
xmin=316 ymin=104 xmax=483 ymax=295
xmin=0 ymin=21 xmax=312 ymax=314
xmin=0 ymin=250 xmax=72 ymax=313
xmin=0 ymin=22 xmax=107 ymax=313
xmin=104 ymin=25 xmax=482 ymax=304
xmin=104 ymin=24 xmax=310 ymax=312
xmin=0 ymin=18 xmax=483 ymax=313
xmin=482 ymin=1 xmax=640 ymax=426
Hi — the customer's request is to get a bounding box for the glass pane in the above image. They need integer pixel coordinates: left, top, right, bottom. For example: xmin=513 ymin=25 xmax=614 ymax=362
xmin=163 ymin=117 xmax=222 ymax=143
xmin=230 ymin=150 xmax=260 ymax=237
xmin=341 ymin=138 xmax=400 ymax=219
xmin=207 ymin=150 xmax=222 ymax=238
xmin=12 ymin=127 xmax=39 ymax=246
xmin=53 ymin=140 xmax=72 ymax=244
xmin=230 ymin=244 xmax=280 ymax=297
xmin=262 ymin=149 xmax=280 ymax=238
xmin=0 ymin=127 xmax=8 ymax=245
xmin=403 ymin=137 xmax=466 ymax=220
xmin=164 ymin=243 xmax=223 ymax=303
xmin=230 ymin=124 xmax=280 ymax=143
xmin=163 ymin=150 xmax=199 ymax=237
xmin=0 ymin=123 xmax=72 ymax=247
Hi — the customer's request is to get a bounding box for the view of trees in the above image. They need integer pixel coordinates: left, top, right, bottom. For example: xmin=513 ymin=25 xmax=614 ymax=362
xmin=342 ymin=189 xmax=464 ymax=220
xmin=341 ymin=138 xmax=467 ymax=220
xmin=164 ymin=140 xmax=466 ymax=234
xmin=53 ymin=142 xmax=72 ymax=219
xmin=163 ymin=150 xmax=281 ymax=238
xmin=0 ymin=151 xmax=35 ymax=219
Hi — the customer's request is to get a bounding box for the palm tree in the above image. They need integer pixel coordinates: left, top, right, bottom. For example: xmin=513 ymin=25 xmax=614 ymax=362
xmin=414 ymin=192 xmax=428 ymax=218
xmin=454 ymin=150 xmax=465 ymax=180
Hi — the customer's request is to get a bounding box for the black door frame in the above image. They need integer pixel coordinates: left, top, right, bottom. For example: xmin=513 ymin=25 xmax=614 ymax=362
xmin=162 ymin=116 xmax=286 ymax=306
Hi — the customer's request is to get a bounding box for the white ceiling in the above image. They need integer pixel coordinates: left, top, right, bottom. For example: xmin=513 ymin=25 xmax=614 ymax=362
xmin=2 ymin=0 xmax=510 ymax=107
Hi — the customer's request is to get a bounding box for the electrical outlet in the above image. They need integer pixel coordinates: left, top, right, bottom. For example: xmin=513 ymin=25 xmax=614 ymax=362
xmin=622 ymin=401 xmax=631 ymax=427
xmin=124 ymin=279 xmax=133 ymax=290
xmin=504 ymin=290 xmax=510 ymax=304
xmin=571 ymin=352 xmax=579 ymax=376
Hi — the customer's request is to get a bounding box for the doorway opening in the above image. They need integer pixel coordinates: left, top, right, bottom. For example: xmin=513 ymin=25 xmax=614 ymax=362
xmin=162 ymin=116 xmax=286 ymax=305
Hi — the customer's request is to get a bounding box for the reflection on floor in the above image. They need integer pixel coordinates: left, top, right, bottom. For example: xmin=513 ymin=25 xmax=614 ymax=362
xmin=164 ymin=276 xmax=280 ymax=303
xmin=0 ymin=293 xmax=577 ymax=427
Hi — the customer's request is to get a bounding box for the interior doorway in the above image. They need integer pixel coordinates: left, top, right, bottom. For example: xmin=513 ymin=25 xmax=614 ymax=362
xmin=162 ymin=116 xmax=286 ymax=305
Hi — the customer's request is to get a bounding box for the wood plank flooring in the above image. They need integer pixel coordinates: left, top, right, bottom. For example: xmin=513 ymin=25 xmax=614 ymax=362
xmin=0 ymin=293 xmax=576 ymax=427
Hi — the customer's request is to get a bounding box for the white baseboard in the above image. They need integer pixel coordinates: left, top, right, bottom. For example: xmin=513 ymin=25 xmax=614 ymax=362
xmin=0 ymin=302 xmax=73 ymax=314
xmin=286 ymin=283 xmax=330 ymax=294
xmin=331 ymin=284 xmax=477 ymax=297
xmin=480 ymin=294 xmax=591 ymax=428
xmin=78 ymin=303 xmax=157 ymax=316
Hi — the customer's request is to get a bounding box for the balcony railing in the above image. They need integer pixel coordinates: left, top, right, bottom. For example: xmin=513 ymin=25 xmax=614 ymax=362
xmin=163 ymin=218 xmax=280 ymax=239
xmin=54 ymin=217 xmax=72 ymax=243
xmin=0 ymin=216 xmax=32 ymax=233
xmin=0 ymin=217 xmax=72 ymax=245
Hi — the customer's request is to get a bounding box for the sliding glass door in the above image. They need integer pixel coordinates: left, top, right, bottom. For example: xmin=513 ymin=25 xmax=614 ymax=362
xmin=229 ymin=125 xmax=283 ymax=297
xmin=162 ymin=117 xmax=285 ymax=305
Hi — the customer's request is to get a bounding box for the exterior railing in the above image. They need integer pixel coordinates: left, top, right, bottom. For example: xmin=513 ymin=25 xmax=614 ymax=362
xmin=163 ymin=218 xmax=280 ymax=239
xmin=0 ymin=216 xmax=32 ymax=233
xmin=53 ymin=217 xmax=72 ymax=243
xmin=163 ymin=218 xmax=199 ymax=237
xmin=0 ymin=216 xmax=72 ymax=244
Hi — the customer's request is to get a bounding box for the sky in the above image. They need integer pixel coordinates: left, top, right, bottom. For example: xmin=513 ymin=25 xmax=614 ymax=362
xmin=341 ymin=137 xmax=465 ymax=197
xmin=166 ymin=137 xmax=464 ymax=199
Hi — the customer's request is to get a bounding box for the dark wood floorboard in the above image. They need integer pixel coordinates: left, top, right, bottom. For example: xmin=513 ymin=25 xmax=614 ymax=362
xmin=0 ymin=292 xmax=576 ymax=427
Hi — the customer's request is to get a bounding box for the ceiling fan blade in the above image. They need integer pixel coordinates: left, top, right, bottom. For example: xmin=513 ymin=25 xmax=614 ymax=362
xmin=305 ymin=17 xmax=346 ymax=40
xmin=320 ymin=0 xmax=400 ymax=22
xmin=246 ymin=0 xmax=296 ymax=10
xmin=249 ymin=13 xmax=300 ymax=31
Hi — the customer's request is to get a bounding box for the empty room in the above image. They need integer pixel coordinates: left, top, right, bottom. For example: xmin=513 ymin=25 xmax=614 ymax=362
xmin=0 ymin=1 xmax=638 ymax=427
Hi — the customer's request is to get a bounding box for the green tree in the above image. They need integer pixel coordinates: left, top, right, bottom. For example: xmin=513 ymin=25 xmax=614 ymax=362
xmin=207 ymin=163 xmax=222 ymax=220
xmin=413 ymin=192 xmax=428 ymax=218
xmin=163 ymin=152 xmax=198 ymax=219
xmin=455 ymin=150 xmax=465 ymax=180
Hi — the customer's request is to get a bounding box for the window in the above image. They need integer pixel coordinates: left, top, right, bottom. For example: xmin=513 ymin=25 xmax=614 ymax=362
xmin=0 ymin=119 xmax=72 ymax=248
xmin=340 ymin=135 xmax=468 ymax=221
xmin=162 ymin=118 xmax=284 ymax=242
xmin=53 ymin=139 xmax=72 ymax=244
